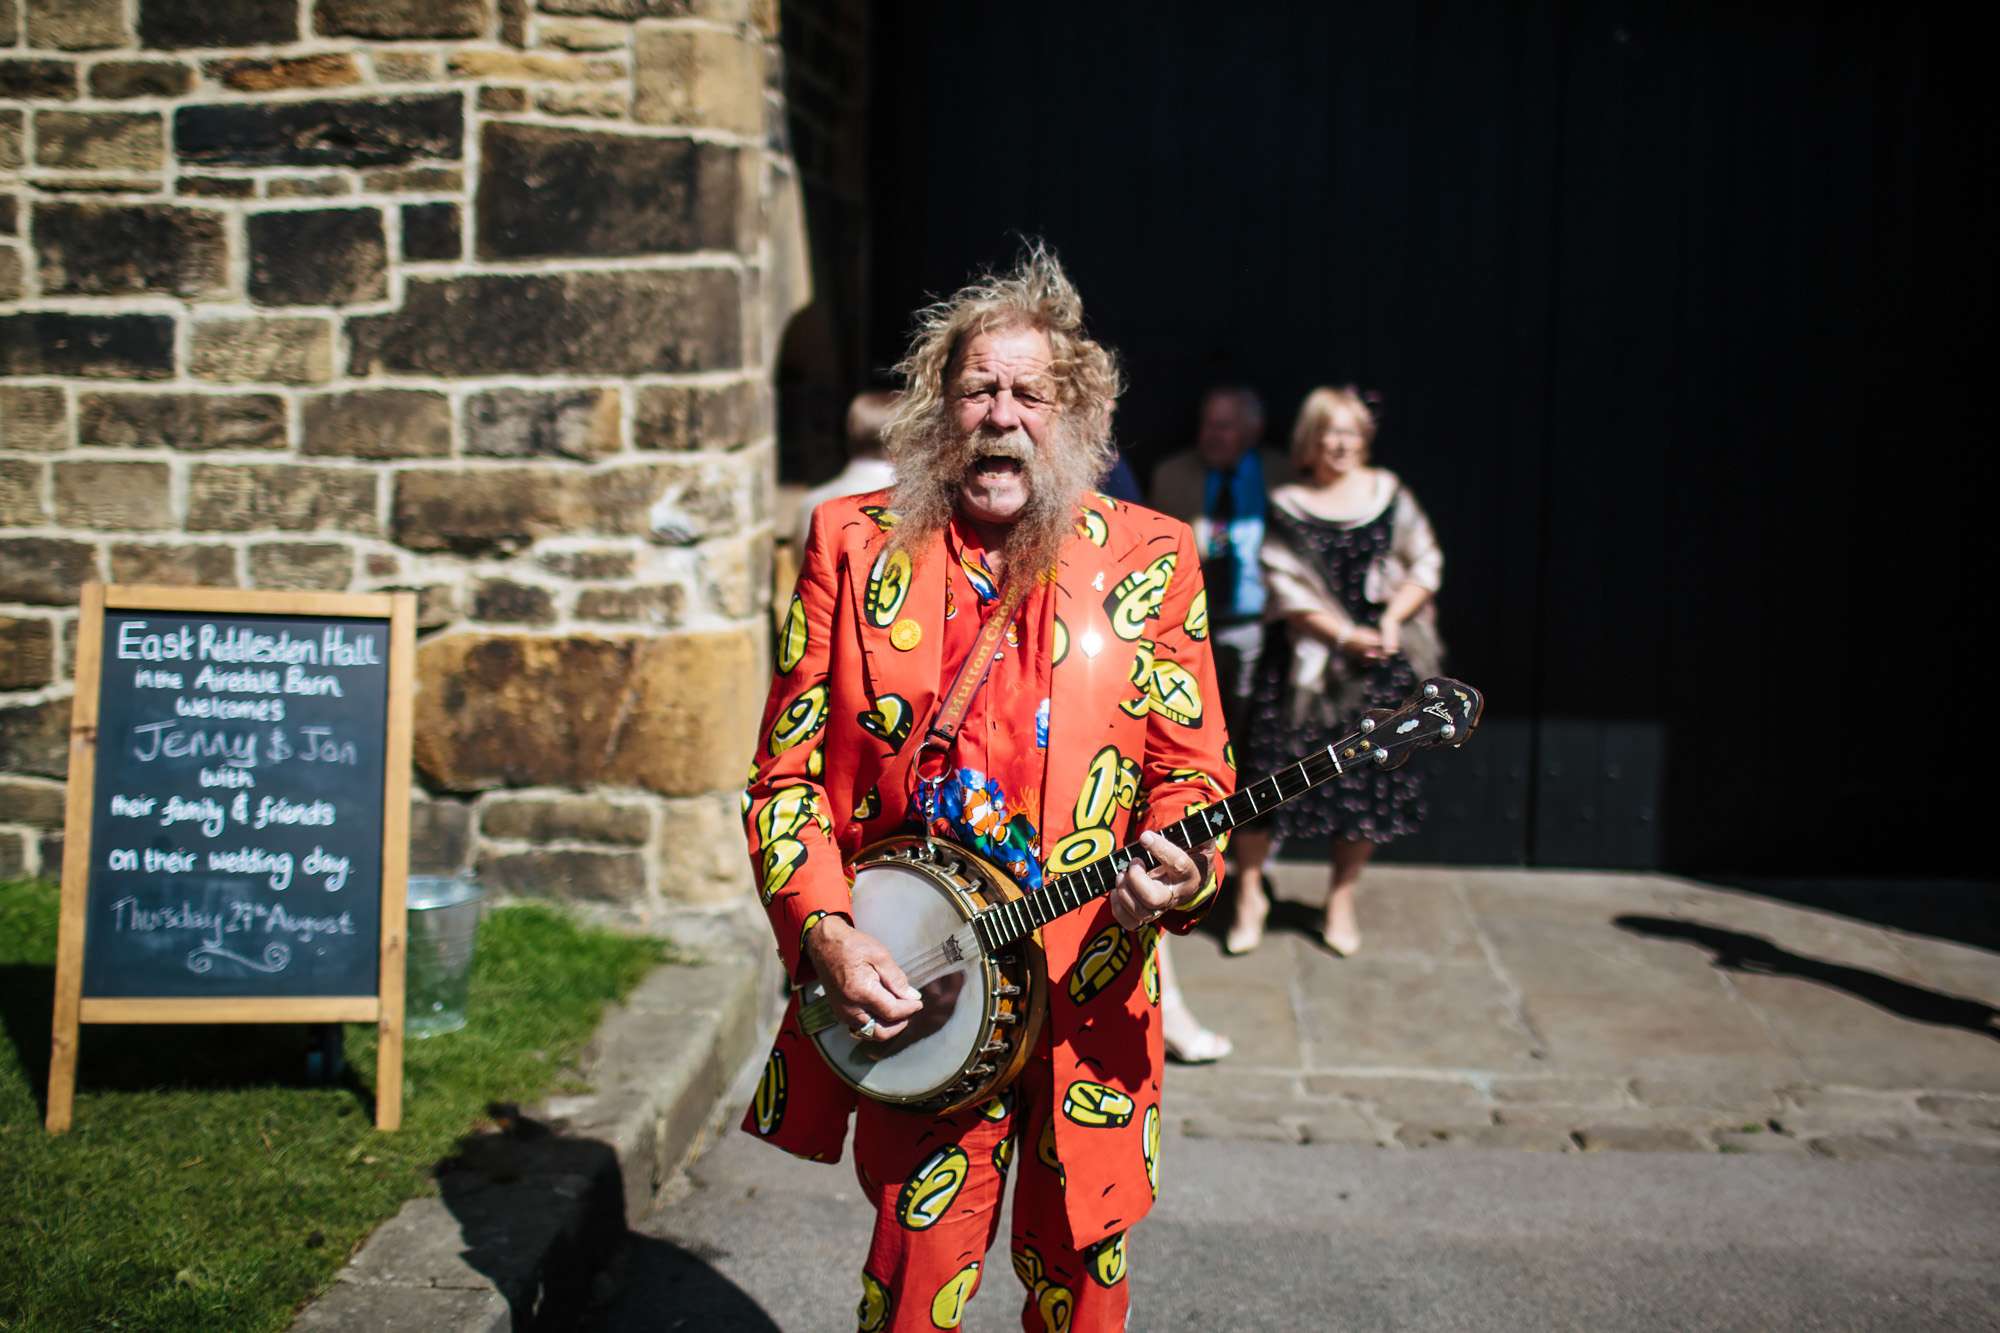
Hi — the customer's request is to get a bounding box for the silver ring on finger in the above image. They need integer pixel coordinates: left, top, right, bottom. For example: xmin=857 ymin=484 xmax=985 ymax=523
xmin=851 ymin=1016 xmax=879 ymax=1041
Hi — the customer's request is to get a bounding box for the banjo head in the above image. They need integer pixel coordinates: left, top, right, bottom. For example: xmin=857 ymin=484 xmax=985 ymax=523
xmin=809 ymin=838 xmax=1036 ymax=1109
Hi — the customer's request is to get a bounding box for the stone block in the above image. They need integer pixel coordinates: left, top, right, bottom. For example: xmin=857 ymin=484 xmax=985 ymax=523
xmin=0 ymin=618 xmax=55 ymax=689
xmin=302 ymin=389 xmax=452 ymax=459
xmin=0 ymin=313 xmax=174 ymax=379
xmin=463 ymin=386 xmax=619 ymax=460
xmin=187 ymin=463 xmax=378 ymax=534
xmin=700 ymin=532 xmax=767 ymax=619
xmin=265 ymin=177 xmax=352 ymax=199
xmin=497 ymin=0 xmax=527 ymax=44
xmin=470 ymin=578 xmax=556 ymax=625
xmin=573 ymin=584 xmax=684 ymax=626
xmin=25 ymin=0 xmax=125 ymax=49
xmin=108 ymin=541 xmax=238 ymax=587
xmin=402 ymin=459 xmax=741 ymax=553
xmin=33 ymin=176 xmax=161 ymax=193
xmin=476 ymin=846 xmax=646 ymax=904
xmin=447 ymin=50 xmax=621 ymax=81
xmin=1574 ymin=1124 xmax=1709 ymax=1153
xmin=190 ymin=317 xmax=334 ymax=384
xmin=0 ymin=247 xmax=19 ymax=302
xmin=1916 ymin=1093 xmax=2000 ymax=1129
xmin=477 ymin=123 xmax=740 ymax=260
xmin=175 ymin=95 xmax=462 ymax=168
xmin=34 ymin=111 xmax=162 ymax=171
xmin=54 ymin=460 xmax=170 ymax=530
xmin=536 ymin=545 xmax=634 ymax=580
xmin=480 ymin=794 xmax=650 ymax=846
xmin=0 ymin=831 xmax=24 ymax=880
xmin=0 ymin=58 xmax=78 ymax=99
xmin=0 ymin=697 xmax=70 ymax=779
xmin=539 ymin=0 xmax=690 ymax=20
xmin=634 ymin=26 xmax=763 ymax=135
xmin=656 ymin=791 xmax=750 ymax=904
xmin=1488 ymin=1076 xmax=1631 ymax=1108
xmin=0 ymin=459 xmax=43 ymax=527
xmin=412 ymin=629 xmax=762 ymax=796
xmin=410 ymin=797 xmax=473 ymax=872
xmin=633 ymin=380 xmax=758 ymax=450
xmin=33 ymin=202 xmax=223 ymax=298
xmin=476 ymin=86 xmax=528 ymax=112
xmin=0 ymin=538 xmax=96 ymax=604
xmin=140 ymin=0 xmax=297 ymax=49
xmin=536 ymin=87 xmax=624 ymax=119
xmin=204 ymin=53 xmax=361 ymax=92
xmin=316 ymin=0 xmax=487 ymax=39
xmin=89 ymin=60 xmax=192 ymax=98
xmin=350 ymin=270 xmax=741 ymax=377
xmin=371 ymin=51 xmax=443 ymax=82
xmin=0 ymin=387 xmax=66 ymax=451
xmin=359 ymin=166 xmax=462 ymax=193
xmin=537 ymin=18 xmax=627 ymax=49
xmin=0 ymin=197 xmax=14 ymax=235
xmin=0 ymin=112 xmax=20 ymax=169
xmin=1714 ymin=1128 xmax=1808 ymax=1155
xmin=0 ymin=777 xmax=66 ymax=828
xmin=248 ymin=541 xmax=354 ymax=590
xmin=248 ymin=208 xmax=386 ymax=306
xmin=401 ymin=202 xmax=461 ymax=261
xmin=78 ymin=392 xmax=286 ymax=451
xmin=179 ymin=175 xmax=255 ymax=198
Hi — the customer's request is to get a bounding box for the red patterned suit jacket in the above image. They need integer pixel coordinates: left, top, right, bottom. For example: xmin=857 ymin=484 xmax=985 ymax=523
xmin=739 ymin=489 xmax=1234 ymax=1247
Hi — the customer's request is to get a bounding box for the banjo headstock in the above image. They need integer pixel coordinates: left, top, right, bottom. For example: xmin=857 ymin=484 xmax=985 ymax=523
xmin=1342 ymin=677 xmax=1486 ymax=771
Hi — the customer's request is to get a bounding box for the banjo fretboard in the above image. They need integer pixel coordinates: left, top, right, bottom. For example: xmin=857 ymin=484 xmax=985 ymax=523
xmin=969 ymin=677 xmax=1482 ymax=954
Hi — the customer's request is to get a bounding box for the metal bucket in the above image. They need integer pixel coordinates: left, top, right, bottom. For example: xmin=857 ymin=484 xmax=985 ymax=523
xmin=405 ymin=874 xmax=483 ymax=1038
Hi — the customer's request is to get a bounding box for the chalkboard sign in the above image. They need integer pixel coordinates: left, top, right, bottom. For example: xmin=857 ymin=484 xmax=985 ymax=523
xmin=49 ymin=586 xmax=416 ymax=1133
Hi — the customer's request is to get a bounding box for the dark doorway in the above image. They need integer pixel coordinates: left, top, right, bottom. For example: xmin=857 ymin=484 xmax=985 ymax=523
xmin=866 ymin=1 xmax=1993 ymax=875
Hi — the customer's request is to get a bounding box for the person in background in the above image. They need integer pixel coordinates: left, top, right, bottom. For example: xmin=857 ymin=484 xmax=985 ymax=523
xmin=1226 ymin=387 xmax=1444 ymax=957
xmin=793 ymin=390 xmax=900 ymax=552
xmin=1149 ymin=388 xmax=1288 ymax=982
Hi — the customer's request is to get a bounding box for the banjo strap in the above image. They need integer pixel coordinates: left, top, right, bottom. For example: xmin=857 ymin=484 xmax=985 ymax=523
xmin=914 ymin=575 xmax=1036 ymax=787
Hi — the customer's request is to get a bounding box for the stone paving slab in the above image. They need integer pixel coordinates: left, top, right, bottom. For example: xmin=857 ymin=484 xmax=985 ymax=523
xmin=1169 ymin=864 xmax=2000 ymax=1164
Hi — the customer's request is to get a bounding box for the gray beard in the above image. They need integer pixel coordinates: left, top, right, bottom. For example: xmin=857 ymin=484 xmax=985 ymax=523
xmin=888 ymin=418 xmax=1102 ymax=579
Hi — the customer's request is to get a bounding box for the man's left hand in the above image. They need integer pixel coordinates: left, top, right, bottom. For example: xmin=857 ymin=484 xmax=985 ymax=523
xmin=1109 ymin=831 xmax=1217 ymax=931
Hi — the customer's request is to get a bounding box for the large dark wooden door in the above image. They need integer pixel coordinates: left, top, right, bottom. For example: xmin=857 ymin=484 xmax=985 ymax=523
xmin=866 ymin=1 xmax=1994 ymax=875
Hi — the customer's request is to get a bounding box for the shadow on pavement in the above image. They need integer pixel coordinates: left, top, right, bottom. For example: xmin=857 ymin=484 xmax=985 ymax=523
xmin=1700 ymin=878 xmax=1999 ymax=955
xmin=1617 ymin=915 xmax=2000 ymax=1042
xmin=584 ymin=1234 xmax=783 ymax=1333
xmin=434 ymin=1105 xmax=630 ymax=1330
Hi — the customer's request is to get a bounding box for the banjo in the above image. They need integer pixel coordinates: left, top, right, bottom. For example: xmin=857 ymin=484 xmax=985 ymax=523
xmin=797 ymin=676 xmax=1485 ymax=1114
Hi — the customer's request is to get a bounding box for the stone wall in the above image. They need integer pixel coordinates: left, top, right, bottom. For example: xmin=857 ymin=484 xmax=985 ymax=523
xmin=0 ymin=0 xmax=826 ymax=923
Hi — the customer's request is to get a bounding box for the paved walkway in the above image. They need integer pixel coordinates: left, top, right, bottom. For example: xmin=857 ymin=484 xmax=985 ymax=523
xmin=1164 ymin=864 xmax=2000 ymax=1159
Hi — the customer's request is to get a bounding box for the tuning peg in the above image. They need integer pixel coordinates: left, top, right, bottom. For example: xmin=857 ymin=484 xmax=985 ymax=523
xmin=1439 ymin=724 xmax=1456 ymax=741
xmin=1424 ymin=682 xmax=1439 ymax=698
xmin=1374 ymin=746 xmax=1393 ymax=766
xmin=1359 ymin=717 xmax=1376 ymax=733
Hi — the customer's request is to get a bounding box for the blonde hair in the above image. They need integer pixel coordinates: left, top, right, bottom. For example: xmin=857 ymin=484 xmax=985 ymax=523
xmin=1290 ymin=385 xmax=1379 ymax=469
xmin=882 ymin=242 xmax=1123 ymax=471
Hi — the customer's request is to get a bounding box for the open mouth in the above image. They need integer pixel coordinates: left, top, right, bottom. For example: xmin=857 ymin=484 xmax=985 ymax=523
xmin=970 ymin=454 xmax=1025 ymax=480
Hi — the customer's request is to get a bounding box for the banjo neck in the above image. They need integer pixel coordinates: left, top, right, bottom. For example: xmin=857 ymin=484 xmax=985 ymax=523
xmin=970 ymin=676 xmax=1484 ymax=954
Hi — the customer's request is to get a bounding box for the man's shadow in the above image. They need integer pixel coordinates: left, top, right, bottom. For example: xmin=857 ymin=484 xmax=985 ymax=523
xmin=437 ymin=1105 xmax=778 ymax=1331
xmin=1616 ymin=916 xmax=2000 ymax=1043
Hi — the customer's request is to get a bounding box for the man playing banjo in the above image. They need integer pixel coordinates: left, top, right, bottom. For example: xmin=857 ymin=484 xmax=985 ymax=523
xmin=740 ymin=246 xmax=1231 ymax=1331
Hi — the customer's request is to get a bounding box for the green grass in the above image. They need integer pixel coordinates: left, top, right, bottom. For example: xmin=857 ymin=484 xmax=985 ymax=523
xmin=0 ymin=878 xmax=665 ymax=1332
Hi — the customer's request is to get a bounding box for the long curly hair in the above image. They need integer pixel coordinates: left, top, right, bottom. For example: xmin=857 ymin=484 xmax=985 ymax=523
xmin=882 ymin=244 xmax=1123 ymax=571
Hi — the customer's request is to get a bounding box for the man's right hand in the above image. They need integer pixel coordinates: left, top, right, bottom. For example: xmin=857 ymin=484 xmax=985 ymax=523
xmin=805 ymin=915 xmax=923 ymax=1041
